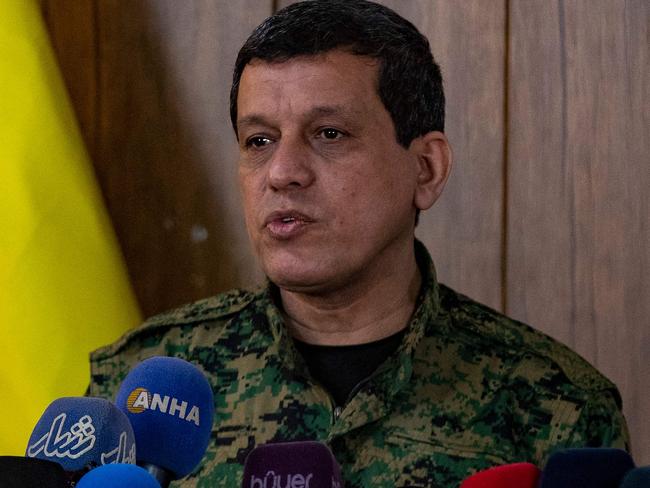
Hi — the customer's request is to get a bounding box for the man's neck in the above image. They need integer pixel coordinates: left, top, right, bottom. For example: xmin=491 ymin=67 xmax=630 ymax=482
xmin=279 ymin=244 xmax=421 ymax=346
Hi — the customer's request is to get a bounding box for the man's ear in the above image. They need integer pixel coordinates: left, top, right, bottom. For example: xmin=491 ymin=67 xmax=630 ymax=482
xmin=410 ymin=131 xmax=452 ymax=211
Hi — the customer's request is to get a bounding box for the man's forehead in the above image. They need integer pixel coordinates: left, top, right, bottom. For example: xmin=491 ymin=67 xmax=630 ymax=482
xmin=237 ymin=51 xmax=380 ymax=124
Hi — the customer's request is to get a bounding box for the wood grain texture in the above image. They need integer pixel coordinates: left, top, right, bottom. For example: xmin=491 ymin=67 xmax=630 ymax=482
xmin=508 ymin=0 xmax=649 ymax=463
xmin=400 ymin=1 xmax=506 ymax=312
xmin=90 ymin=1 xmax=271 ymax=316
xmin=277 ymin=0 xmax=507 ymax=312
xmin=40 ymin=0 xmax=97 ymax=159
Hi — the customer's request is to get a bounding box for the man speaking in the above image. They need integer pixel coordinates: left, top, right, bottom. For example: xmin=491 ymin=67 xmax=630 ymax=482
xmin=88 ymin=1 xmax=629 ymax=486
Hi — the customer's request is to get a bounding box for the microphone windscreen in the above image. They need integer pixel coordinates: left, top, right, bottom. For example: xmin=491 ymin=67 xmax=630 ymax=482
xmin=115 ymin=356 xmax=214 ymax=479
xmin=242 ymin=441 xmax=344 ymax=488
xmin=539 ymin=448 xmax=635 ymax=488
xmin=460 ymin=462 xmax=540 ymax=487
xmin=620 ymin=467 xmax=650 ymax=487
xmin=25 ymin=397 xmax=136 ymax=472
xmin=0 ymin=456 xmax=68 ymax=488
xmin=76 ymin=463 xmax=162 ymax=487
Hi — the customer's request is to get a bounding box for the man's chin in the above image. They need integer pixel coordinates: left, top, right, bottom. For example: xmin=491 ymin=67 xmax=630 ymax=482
xmin=266 ymin=271 xmax=331 ymax=294
xmin=263 ymin=263 xmax=344 ymax=295
xmin=259 ymin=248 xmax=321 ymax=283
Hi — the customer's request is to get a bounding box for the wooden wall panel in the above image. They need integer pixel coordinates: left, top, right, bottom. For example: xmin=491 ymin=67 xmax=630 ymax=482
xmin=40 ymin=0 xmax=97 ymax=159
xmin=277 ymin=0 xmax=507 ymax=311
xmin=508 ymin=0 xmax=649 ymax=463
xmin=96 ymin=1 xmax=272 ymax=316
xmin=44 ymin=1 xmax=273 ymax=317
xmin=388 ymin=1 xmax=506 ymax=312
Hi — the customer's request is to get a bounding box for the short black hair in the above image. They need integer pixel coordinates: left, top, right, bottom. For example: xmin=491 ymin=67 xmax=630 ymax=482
xmin=230 ymin=0 xmax=445 ymax=148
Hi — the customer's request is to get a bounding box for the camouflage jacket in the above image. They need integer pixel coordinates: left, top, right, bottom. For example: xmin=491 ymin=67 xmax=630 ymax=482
xmin=89 ymin=242 xmax=629 ymax=487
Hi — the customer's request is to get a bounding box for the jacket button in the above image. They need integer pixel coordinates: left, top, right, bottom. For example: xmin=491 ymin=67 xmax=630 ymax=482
xmin=334 ymin=406 xmax=342 ymax=420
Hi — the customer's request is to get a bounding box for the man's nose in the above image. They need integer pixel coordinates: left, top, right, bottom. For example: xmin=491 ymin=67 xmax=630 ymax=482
xmin=267 ymin=136 xmax=315 ymax=191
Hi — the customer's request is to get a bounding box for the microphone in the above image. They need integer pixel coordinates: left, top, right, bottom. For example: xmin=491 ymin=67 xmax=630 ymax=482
xmin=25 ymin=396 xmax=136 ymax=476
xmin=0 ymin=456 xmax=69 ymax=488
xmin=115 ymin=356 xmax=214 ymax=487
xmin=620 ymin=467 xmax=650 ymax=487
xmin=459 ymin=462 xmax=540 ymax=487
xmin=242 ymin=441 xmax=344 ymax=488
xmin=76 ymin=463 xmax=162 ymax=487
xmin=538 ymin=448 xmax=635 ymax=487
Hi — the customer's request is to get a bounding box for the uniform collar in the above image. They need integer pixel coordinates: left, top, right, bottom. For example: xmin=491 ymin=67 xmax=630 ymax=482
xmin=328 ymin=240 xmax=441 ymax=435
xmin=261 ymin=240 xmax=442 ymax=434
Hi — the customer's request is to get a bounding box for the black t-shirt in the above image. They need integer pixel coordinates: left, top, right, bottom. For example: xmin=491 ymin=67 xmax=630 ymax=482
xmin=294 ymin=328 xmax=407 ymax=407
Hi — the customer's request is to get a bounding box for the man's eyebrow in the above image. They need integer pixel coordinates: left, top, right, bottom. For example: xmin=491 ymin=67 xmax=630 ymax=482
xmin=238 ymin=105 xmax=360 ymax=129
xmin=307 ymin=105 xmax=367 ymax=123
xmin=307 ymin=105 xmax=349 ymax=117
xmin=237 ymin=114 xmax=270 ymax=129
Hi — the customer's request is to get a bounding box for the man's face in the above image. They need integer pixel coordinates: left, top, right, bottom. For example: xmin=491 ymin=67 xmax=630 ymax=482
xmin=236 ymin=50 xmax=422 ymax=294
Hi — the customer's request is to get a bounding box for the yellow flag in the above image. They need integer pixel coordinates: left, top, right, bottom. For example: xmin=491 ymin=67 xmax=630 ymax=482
xmin=0 ymin=0 xmax=141 ymax=454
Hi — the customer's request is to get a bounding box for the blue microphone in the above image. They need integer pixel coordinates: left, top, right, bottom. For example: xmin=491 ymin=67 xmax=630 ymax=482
xmin=620 ymin=466 xmax=650 ymax=487
xmin=76 ymin=463 xmax=162 ymax=487
xmin=25 ymin=397 xmax=136 ymax=475
xmin=538 ymin=448 xmax=634 ymax=487
xmin=115 ymin=356 xmax=214 ymax=486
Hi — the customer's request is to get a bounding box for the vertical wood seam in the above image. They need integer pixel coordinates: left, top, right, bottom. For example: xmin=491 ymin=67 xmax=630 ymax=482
xmin=501 ymin=0 xmax=510 ymax=314
xmin=93 ymin=0 xmax=101 ymax=166
xmin=558 ymin=0 xmax=579 ymax=351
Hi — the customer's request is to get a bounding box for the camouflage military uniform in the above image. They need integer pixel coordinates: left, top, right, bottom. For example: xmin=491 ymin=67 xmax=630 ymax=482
xmin=89 ymin=241 xmax=629 ymax=487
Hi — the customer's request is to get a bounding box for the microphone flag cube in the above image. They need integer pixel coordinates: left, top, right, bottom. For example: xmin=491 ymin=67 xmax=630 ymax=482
xmin=243 ymin=441 xmax=344 ymax=488
xmin=25 ymin=397 xmax=136 ymax=472
xmin=115 ymin=356 xmax=214 ymax=479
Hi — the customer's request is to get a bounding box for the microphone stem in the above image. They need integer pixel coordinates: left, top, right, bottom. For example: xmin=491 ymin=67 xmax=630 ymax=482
xmin=139 ymin=463 xmax=173 ymax=488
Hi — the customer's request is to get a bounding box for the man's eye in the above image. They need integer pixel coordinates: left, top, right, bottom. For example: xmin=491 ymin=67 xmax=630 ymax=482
xmin=245 ymin=136 xmax=272 ymax=148
xmin=318 ymin=128 xmax=344 ymax=140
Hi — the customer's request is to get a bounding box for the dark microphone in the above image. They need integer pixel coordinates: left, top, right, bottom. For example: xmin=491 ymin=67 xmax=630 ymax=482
xmin=25 ymin=396 xmax=136 ymax=478
xmin=459 ymin=462 xmax=540 ymax=487
xmin=115 ymin=356 xmax=214 ymax=487
xmin=242 ymin=441 xmax=344 ymax=488
xmin=538 ymin=448 xmax=635 ymax=487
xmin=76 ymin=463 xmax=162 ymax=487
xmin=0 ymin=456 xmax=69 ymax=488
xmin=620 ymin=466 xmax=650 ymax=487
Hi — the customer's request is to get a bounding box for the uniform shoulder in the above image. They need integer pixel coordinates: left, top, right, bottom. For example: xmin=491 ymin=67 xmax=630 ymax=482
xmin=438 ymin=284 xmax=617 ymax=394
xmin=91 ymin=286 xmax=264 ymax=361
